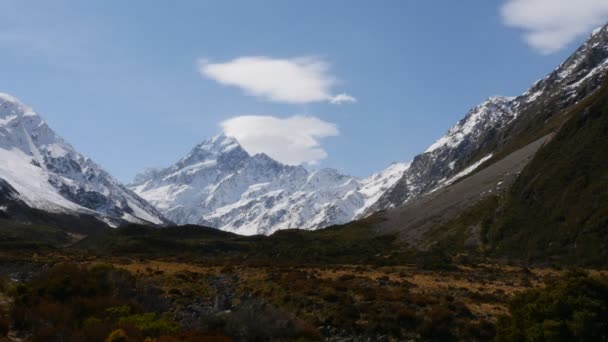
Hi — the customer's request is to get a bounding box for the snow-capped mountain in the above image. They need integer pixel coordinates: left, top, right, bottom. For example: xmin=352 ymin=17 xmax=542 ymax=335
xmin=6 ymin=24 xmax=605 ymax=235
xmin=365 ymin=96 xmax=517 ymax=213
xmin=369 ymin=23 xmax=608 ymax=212
xmin=0 ymin=93 xmax=167 ymax=227
xmin=130 ymin=134 xmax=407 ymax=235
xmin=133 ymin=24 xmax=608 ymax=235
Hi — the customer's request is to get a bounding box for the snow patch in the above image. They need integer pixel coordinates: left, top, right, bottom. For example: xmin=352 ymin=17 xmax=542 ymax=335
xmin=425 ymin=97 xmax=515 ymax=153
xmin=444 ymin=154 xmax=493 ymax=186
xmin=0 ymin=148 xmax=83 ymax=212
xmin=592 ymin=26 xmax=604 ymax=36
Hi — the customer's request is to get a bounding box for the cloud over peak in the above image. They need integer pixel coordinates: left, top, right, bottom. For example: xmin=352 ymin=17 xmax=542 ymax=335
xmin=220 ymin=115 xmax=339 ymax=165
xmin=501 ymin=0 xmax=608 ymax=54
xmin=198 ymin=56 xmax=356 ymax=104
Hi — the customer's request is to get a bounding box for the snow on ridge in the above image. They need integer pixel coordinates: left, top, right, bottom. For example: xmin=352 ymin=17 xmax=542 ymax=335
xmin=199 ymin=133 xmax=240 ymax=153
xmin=0 ymin=148 xmax=84 ymax=213
xmin=592 ymin=26 xmax=604 ymax=36
xmin=425 ymin=96 xmax=515 ymax=153
xmin=424 ymin=26 xmax=608 ymax=156
xmin=0 ymin=93 xmax=37 ymax=118
xmin=566 ymin=58 xmax=608 ymax=91
xmin=355 ymin=162 xmax=410 ymax=216
xmin=132 ymin=134 xmax=411 ymax=235
xmin=0 ymin=92 xmax=167 ymax=226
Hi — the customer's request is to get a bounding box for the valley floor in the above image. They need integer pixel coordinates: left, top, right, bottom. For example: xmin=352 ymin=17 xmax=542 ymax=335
xmin=1 ymin=250 xmax=606 ymax=341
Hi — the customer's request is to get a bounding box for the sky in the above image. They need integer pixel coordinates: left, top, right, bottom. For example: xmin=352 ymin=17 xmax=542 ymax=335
xmin=1 ymin=0 xmax=608 ymax=182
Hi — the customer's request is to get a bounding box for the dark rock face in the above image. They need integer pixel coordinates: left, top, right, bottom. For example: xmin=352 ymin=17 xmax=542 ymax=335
xmin=370 ymin=97 xmax=515 ymax=212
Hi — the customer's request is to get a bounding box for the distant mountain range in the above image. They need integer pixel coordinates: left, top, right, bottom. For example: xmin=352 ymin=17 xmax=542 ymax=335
xmin=1 ymin=24 xmax=607 ymax=238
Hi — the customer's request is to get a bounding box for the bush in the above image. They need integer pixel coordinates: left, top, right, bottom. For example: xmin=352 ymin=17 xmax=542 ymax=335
xmin=496 ymin=270 xmax=608 ymax=341
xmin=106 ymin=329 xmax=128 ymax=342
xmin=119 ymin=313 xmax=179 ymax=337
xmin=0 ymin=316 xmax=9 ymax=336
xmin=7 ymin=263 xmax=185 ymax=341
xmin=415 ymin=248 xmax=455 ymax=270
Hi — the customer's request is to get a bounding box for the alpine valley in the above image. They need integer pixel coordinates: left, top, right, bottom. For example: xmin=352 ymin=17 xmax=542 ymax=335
xmin=1 ymin=16 xmax=608 ymax=342
xmin=1 ymin=24 xmax=608 ymax=238
xmin=128 ymin=25 xmax=608 ymax=236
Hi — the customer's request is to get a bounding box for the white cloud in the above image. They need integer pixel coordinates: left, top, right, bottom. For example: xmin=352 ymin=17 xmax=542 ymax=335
xmin=501 ymin=0 xmax=608 ymax=54
xmin=220 ymin=115 xmax=339 ymax=165
xmin=198 ymin=56 xmax=356 ymax=104
xmin=329 ymin=93 xmax=357 ymax=104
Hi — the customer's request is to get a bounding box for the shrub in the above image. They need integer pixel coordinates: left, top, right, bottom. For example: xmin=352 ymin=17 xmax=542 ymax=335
xmin=0 ymin=316 xmax=9 ymax=336
xmin=106 ymin=328 xmax=128 ymax=342
xmin=418 ymin=305 xmax=457 ymax=340
xmin=7 ymin=263 xmax=183 ymax=341
xmin=119 ymin=313 xmax=179 ymax=337
xmin=415 ymin=248 xmax=455 ymax=271
xmin=496 ymin=270 xmax=608 ymax=341
xmin=106 ymin=305 xmax=132 ymax=318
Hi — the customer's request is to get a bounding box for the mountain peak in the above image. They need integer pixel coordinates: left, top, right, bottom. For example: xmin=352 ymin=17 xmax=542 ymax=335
xmin=425 ymin=96 xmax=516 ymax=153
xmin=0 ymin=92 xmax=37 ymax=120
xmin=591 ymin=22 xmax=608 ymax=37
xmin=582 ymin=22 xmax=608 ymax=52
xmin=486 ymin=96 xmax=515 ymax=104
xmin=0 ymin=93 xmax=22 ymax=105
xmin=0 ymin=93 xmax=167 ymax=226
xmin=548 ymin=23 xmax=608 ymax=85
xmin=196 ymin=133 xmax=241 ymax=155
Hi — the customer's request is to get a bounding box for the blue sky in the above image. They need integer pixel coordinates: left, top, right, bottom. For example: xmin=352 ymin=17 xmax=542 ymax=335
xmin=2 ymin=0 xmax=607 ymax=181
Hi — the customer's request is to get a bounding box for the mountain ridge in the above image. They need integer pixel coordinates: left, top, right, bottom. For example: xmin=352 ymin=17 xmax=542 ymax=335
xmin=367 ymin=23 xmax=608 ymax=213
xmin=129 ymin=24 xmax=608 ymax=235
xmin=0 ymin=93 xmax=168 ymax=228
xmin=130 ymin=134 xmax=407 ymax=235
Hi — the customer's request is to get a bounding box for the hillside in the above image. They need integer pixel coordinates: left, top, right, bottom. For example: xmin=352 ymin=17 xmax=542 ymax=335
xmin=379 ymin=76 xmax=608 ymax=267
xmin=486 ymin=77 xmax=608 ymax=264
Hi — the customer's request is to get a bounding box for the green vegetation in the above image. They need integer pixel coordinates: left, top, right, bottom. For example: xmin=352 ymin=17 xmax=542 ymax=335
xmin=0 ymin=219 xmax=74 ymax=250
xmin=496 ymin=270 xmax=608 ymax=341
xmin=118 ymin=313 xmax=179 ymax=337
xmin=5 ymin=263 xmax=230 ymax=341
xmin=486 ymin=81 xmax=608 ymax=265
xmin=75 ymin=216 xmax=414 ymax=266
xmin=237 ymin=266 xmax=495 ymax=340
xmin=423 ymin=79 xmax=608 ymax=267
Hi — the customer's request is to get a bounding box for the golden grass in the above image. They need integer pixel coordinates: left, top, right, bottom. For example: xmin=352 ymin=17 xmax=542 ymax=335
xmin=0 ymin=294 xmax=9 ymax=314
xmin=18 ymin=253 xmax=606 ymax=324
xmin=112 ymin=260 xmax=216 ymax=275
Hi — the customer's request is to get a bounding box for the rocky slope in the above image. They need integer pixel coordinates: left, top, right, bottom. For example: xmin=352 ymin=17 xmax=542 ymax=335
xmin=130 ymin=134 xmax=408 ymax=235
xmin=0 ymin=93 xmax=167 ymax=227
